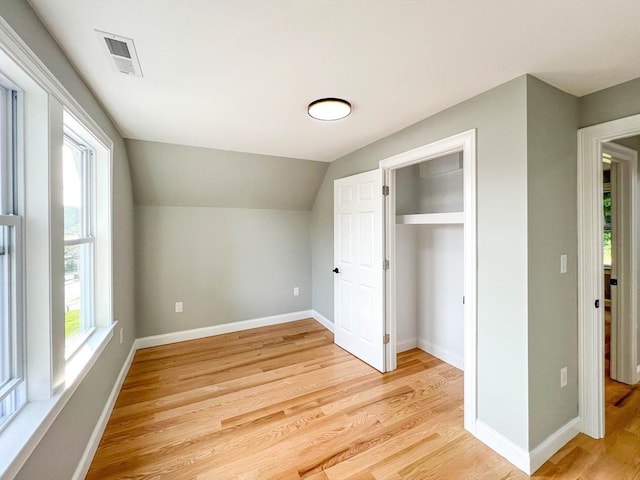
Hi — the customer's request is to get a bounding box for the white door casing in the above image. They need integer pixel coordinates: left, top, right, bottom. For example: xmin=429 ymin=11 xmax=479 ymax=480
xmin=333 ymin=169 xmax=385 ymax=372
xmin=577 ymin=114 xmax=640 ymax=439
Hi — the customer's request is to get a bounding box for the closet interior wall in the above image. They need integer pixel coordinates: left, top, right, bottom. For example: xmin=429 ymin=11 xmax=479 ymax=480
xmin=395 ymin=152 xmax=465 ymax=370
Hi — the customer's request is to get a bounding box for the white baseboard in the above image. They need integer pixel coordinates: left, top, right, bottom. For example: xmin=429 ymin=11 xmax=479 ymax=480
xmin=311 ymin=310 xmax=334 ymax=333
xmin=529 ymin=417 xmax=580 ymax=473
xmin=418 ymin=339 xmax=463 ymax=370
xmin=135 ymin=310 xmax=314 ymax=349
xmin=475 ymin=420 xmax=530 ymax=474
xmin=72 ymin=343 xmax=136 ymax=480
xmin=474 ymin=416 xmax=581 ymax=475
xmin=396 ymin=338 xmax=418 ymax=352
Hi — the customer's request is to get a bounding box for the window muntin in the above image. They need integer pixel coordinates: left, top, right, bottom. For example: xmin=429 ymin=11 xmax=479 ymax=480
xmin=0 ymin=80 xmax=25 ymax=429
xmin=63 ymin=131 xmax=95 ymax=356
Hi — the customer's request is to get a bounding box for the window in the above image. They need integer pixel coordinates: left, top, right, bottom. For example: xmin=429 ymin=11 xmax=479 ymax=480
xmin=0 ymin=79 xmax=25 ymax=429
xmin=0 ymin=26 xmax=113 ymax=477
xmin=63 ymin=130 xmax=95 ymax=355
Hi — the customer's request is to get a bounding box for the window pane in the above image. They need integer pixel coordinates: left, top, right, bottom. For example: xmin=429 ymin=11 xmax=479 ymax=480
xmin=63 ymin=142 xmax=83 ymax=240
xmin=64 ymin=242 xmax=93 ymax=354
xmin=64 ymin=244 xmax=82 ymax=351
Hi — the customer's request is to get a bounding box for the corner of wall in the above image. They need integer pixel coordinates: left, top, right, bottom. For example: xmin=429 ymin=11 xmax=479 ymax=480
xmin=525 ymin=75 xmax=580 ymax=449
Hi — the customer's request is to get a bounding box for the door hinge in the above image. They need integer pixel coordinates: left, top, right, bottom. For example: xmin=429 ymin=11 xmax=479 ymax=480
xmin=382 ymin=185 xmax=389 ymax=196
xmin=383 ymin=333 xmax=390 ymax=344
xmin=383 ymin=259 xmax=389 ymax=270
xmin=463 ymin=296 xmax=465 ymax=304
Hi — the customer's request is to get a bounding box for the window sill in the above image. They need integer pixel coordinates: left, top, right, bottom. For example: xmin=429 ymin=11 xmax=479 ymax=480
xmin=0 ymin=322 xmax=115 ymax=479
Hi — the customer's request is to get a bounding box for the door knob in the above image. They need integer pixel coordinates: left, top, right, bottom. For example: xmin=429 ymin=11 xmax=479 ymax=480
xmin=332 ymin=267 xmax=340 ymax=273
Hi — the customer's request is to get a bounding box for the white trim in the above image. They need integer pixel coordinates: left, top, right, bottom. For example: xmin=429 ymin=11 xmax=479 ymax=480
xmin=311 ymin=310 xmax=334 ymax=333
xmin=0 ymin=325 xmax=114 ymax=479
xmin=396 ymin=338 xmax=418 ymax=353
xmin=475 ymin=415 xmax=580 ymax=476
xmin=529 ymin=417 xmax=580 ymax=474
xmin=72 ymin=342 xmax=136 ymax=480
xmin=135 ymin=310 xmax=314 ymax=349
xmin=418 ymin=339 xmax=463 ymax=370
xmin=474 ymin=420 xmax=530 ymax=474
xmin=577 ymin=113 xmax=640 ymax=439
xmin=379 ymin=129 xmax=477 ymax=435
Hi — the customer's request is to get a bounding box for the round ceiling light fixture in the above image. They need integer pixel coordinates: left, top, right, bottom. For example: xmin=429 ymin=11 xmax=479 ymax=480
xmin=308 ymin=97 xmax=352 ymax=121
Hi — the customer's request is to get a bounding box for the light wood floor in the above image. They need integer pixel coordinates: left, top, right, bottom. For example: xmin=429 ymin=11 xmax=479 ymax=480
xmin=87 ymin=319 xmax=640 ymax=479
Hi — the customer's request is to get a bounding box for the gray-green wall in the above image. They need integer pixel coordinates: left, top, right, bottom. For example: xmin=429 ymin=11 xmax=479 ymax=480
xmin=579 ymin=78 xmax=640 ymax=128
xmin=136 ymin=206 xmax=311 ymax=337
xmin=126 ymin=139 xmax=328 ymax=210
xmin=0 ymin=1 xmax=136 ymax=478
xmin=526 ymin=76 xmax=579 ymax=447
xmin=129 ymin=140 xmax=326 ymax=337
xmin=311 ymin=76 xmax=532 ymax=449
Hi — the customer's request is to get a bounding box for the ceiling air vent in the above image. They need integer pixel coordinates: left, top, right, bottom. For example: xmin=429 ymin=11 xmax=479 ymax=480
xmin=96 ymin=30 xmax=143 ymax=77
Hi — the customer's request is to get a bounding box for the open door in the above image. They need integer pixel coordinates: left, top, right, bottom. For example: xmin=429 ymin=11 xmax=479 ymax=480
xmin=333 ymin=169 xmax=385 ymax=372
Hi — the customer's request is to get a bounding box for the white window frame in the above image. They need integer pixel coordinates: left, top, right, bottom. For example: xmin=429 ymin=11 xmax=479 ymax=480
xmin=0 ymin=18 xmax=115 ymax=479
xmin=0 ymin=76 xmax=25 ymax=431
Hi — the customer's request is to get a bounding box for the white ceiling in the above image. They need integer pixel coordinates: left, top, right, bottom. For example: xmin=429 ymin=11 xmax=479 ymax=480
xmin=28 ymin=0 xmax=640 ymax=162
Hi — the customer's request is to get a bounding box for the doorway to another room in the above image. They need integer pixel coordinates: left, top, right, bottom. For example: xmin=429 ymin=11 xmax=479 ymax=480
xmin=578 ymin=118 xmax=639 ymax=440
xmin=601 ymin=139 xmax=640 ymax=435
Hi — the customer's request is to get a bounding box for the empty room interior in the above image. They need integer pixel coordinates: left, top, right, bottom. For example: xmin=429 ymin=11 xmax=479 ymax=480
xmin=1 ymin=0 xmax=639 ymax=479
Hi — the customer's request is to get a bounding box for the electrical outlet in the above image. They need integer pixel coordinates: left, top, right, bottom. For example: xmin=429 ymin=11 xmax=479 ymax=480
xmin=175 ymin=301 xmax=183 ymax=313
xmin=293 ymin=287 xmax=299 ymax=296
xmin=119 ymin=327 xmax=123 ymax=344
xmin=560 ymin=367 xmax=567 ymax=388
xmin=560 ymin=254 xmax=567 ymax=274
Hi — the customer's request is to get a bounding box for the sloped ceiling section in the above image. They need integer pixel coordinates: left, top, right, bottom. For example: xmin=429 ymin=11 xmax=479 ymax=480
xmin=127 ymin=139 xmax=328 ymax=210
xmin=28 ymin=0 xmax=640 ymax=162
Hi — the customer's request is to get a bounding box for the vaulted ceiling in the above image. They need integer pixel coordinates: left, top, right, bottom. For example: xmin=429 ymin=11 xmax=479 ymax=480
xmin=29 ymin=0 xmax=640 ymax=162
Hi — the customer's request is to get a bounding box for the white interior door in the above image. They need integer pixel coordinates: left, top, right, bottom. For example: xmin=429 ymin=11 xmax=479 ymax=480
xmin=333 ymin=169 xmax=385 ymax=372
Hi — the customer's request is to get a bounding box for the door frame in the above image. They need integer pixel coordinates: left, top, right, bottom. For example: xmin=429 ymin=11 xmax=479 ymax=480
xmin=379 ymin=129 xmax=477 ymax=433
xmin=577 ymin=114 xmax=640 ymax=439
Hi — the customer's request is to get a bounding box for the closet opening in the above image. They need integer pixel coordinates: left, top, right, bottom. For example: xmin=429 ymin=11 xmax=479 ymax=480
xmin=379 ymin=129 xmax=477 ymax=432
xmin=394 ymin=152 xmax=464 ymax=370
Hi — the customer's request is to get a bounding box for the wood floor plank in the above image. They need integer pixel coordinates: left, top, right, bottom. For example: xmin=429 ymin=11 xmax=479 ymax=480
xmin=87 ymin=319 xmax=640 ymax=479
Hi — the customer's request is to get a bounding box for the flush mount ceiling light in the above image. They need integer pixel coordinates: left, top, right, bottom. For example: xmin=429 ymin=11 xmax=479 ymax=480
xmin=308 ymin=98 xmax=352 ymax=121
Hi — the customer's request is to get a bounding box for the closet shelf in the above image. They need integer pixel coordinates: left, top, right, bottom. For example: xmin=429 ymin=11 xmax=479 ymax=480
xmin=396 ymin=212 xmax=464 ymax=225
